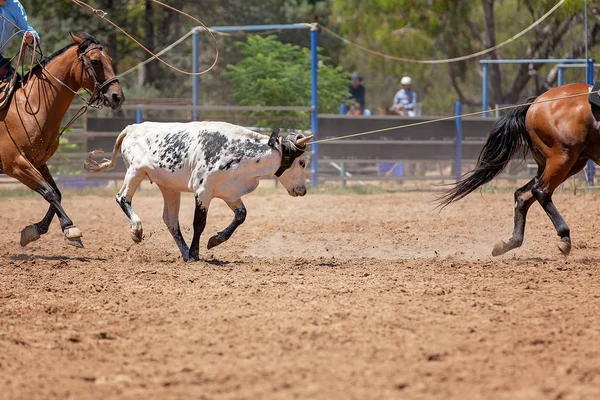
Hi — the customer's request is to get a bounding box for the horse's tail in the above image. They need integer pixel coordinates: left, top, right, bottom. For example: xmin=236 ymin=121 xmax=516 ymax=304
xmin=84 ymin=125 xmax=130 ymax=172
xmin=437 ymin=96 xmax=536 ymax=208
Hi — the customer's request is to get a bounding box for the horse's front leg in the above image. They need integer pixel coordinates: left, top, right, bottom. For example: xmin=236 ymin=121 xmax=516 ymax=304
xmin=20 ymin=164 xmax=61 ymax=246
xmin=9 ymin=158 xmax=82 ymax=247
xmin=207 ymin=199 xmax=246 ymax=249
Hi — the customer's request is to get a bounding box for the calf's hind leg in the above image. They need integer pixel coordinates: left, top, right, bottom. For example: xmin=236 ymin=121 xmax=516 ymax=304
xmin=116 ymin=168 xmax=145 ymax=243
xmin=188 ymin=191 xmax=211 ymax=262
xmin=207 ymin=199 xmax=246 ymax=249
xmin=158 ymin=186 xmax=190 ymax=261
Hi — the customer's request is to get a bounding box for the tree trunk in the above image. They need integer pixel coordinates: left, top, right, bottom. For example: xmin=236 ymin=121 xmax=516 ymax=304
xmin=481 ymin=0 xmax=503 ymax=107
xmin=144 ymin=0 xmax=158 ymax=86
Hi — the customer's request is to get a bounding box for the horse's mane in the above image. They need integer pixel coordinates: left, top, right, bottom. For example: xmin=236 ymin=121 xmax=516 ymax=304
xmin=22 ymin=32 xmax=101 ymax=83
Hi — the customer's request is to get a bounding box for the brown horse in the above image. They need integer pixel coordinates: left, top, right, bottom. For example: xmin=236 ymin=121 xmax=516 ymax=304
xmin=1 ymin=32 xmax=124 ymax=248
xmin=438 ymin=83 xmax=599 ymax=256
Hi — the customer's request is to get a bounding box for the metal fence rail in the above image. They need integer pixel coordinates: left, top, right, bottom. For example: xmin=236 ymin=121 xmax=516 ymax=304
xmin=1 ymin=103 xmax=589 ymax=190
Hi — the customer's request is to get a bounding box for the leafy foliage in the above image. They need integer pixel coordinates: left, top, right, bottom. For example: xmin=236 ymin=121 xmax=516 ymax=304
xmin=331 ymin=0 xmax=600 ymax=112
xmin=11 ymin=0 xmax=600 ymax=116
xmin=225 ymin=35 xmax=348 ymax=128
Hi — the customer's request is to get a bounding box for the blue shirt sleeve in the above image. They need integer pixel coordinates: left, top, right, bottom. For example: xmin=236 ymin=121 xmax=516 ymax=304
xmin=407 ymin=91 xmax=417 ymax=110
xmin=11 ymin=0 xmax=39 ymax=42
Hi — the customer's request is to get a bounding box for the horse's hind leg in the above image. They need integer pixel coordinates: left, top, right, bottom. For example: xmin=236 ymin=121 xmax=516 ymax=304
xmin=492 ymin=177 xmax=538 ymax=256
xmin=20 ymin=164 xmax=61 ymax=246
xmin=207 ymin=199 xmax=246 ymax=250
xmin=8 ymin=158 xmax=82 ymax=247
xmin=532 ymin=157 xmax=584 ymax=256
xmin=116 ymin=167 xmax=145 ymax=243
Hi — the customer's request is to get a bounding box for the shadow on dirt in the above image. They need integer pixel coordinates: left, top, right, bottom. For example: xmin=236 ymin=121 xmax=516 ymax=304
xmin=10 ymin=254 xmax=108 ymax=262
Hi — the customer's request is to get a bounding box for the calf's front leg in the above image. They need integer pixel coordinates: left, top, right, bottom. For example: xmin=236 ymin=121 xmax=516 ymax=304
xmin=207 ymin=199 xmax=246 ymax=249
xmin=116 ymin=168 xmax=145 ymax=243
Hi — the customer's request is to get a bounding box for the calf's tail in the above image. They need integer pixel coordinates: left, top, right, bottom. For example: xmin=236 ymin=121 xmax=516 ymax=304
xmin=84 ymin=126 xmax=130 ymax=172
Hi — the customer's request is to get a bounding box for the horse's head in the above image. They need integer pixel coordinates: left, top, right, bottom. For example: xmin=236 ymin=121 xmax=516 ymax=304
xmin=70 ymin=32 xmax=124 ymax=110
xmin=274 ymin=133 xmax=314 ymax=197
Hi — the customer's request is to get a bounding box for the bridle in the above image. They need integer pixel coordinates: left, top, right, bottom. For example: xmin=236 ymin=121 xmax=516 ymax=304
xmin=37 ymin=40 xmax=121 ymax=155
xmin=77 ymin=44 xmax=119 ymax=108
xmin=38 ymin=41 xmax=120 ymax=111
xmin=267 ymin=127 xmax=308 ymax=177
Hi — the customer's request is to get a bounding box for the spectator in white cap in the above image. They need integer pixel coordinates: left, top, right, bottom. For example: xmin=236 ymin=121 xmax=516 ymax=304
xmin=390 ymin=76 xmax=417 ymax=116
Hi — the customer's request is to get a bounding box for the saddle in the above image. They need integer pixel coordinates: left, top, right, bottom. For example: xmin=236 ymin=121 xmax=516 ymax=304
xmin=0 ymin=68 xmax=21 ymax=111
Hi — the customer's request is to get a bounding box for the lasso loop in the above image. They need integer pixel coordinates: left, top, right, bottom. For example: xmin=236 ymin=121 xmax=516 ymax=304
xmin=70 ymin=0 xmax=219 ymax=76
xmin=318 ymin=0 xmax=565 ymax=64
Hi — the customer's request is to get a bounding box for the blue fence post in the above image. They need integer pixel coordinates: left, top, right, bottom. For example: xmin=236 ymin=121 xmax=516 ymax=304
xmin=136 ymin=107 xmax=143 ymax=124
xmin=455 ymin=101 xmax=462 ymax=182
xmin=482 ymin=63 xmax=489 ymax=117
xmin=192 ymin=29 xmax=200 ymax=121
xmin=557 ymin=67 xmax=564 ymax=86
xmin=310 ymin=25 xmax=319 ymax=187
xmin=587 ymin=59 xmax=595 ymax=185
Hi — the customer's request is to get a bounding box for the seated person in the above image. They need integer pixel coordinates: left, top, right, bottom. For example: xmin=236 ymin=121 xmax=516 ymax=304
xmin=348 ymin=72 xmax=365 ymax=113
xmin=389 ymin=76 xmax=417 ymax=116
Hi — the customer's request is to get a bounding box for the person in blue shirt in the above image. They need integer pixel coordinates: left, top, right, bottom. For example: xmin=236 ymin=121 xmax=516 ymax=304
xmin=390 ymin=76 xmax=417 ymax=116
xmin=347 ymin=72 xmax=366 ymax=113
xmin=0 ymin=0 xmax=39 ymax=80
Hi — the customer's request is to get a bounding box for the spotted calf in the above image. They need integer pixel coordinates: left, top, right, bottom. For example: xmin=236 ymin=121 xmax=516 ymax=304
xmin=85 ymin=121 xmax=313 ymax=261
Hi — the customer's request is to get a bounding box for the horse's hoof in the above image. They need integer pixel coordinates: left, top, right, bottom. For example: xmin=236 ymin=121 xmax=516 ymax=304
xmin=20 ymin=224 xmax=40 ymax=247
xmin=65 ymin=237 xmax=84 ymax=248
xmin=558 ymin=237 xmax=571 ymax=256
xmin=492 ymin=240 xmax=506 ymax=256
xmin=64 ymin=226 xmax=84 ymax=248
xmin=130 ymin=228 xmax=143 ymax=243
xmin=207 ymin=235 xmax=224 ymax=250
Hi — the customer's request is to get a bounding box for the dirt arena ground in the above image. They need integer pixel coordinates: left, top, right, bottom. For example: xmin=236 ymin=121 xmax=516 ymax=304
xmin=1 ymin=185 xmax=600 ymax=400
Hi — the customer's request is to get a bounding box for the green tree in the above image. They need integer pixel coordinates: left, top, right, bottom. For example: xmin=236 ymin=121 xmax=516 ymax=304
xmin=331 ymin=0 xmax=600 ymax=113
xmin=225 ymin=35 xmax=348 ymax=128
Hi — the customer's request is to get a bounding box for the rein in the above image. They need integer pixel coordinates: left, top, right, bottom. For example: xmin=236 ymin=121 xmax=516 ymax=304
xmin=267 ymin=128 xmax=308 ymax=177
xmin=34 ymin=41 xmax=122 ymax=156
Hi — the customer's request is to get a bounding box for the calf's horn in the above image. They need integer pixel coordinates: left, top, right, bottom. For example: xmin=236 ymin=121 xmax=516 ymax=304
xmin=295 ymin=134 xmax=314 ymax=148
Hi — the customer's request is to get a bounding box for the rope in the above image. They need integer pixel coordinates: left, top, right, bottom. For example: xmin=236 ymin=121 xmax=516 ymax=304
xmin=116 ymin=29 xmax=194 ymax=79
xmin=116 ymin=25 xmax=299 ymax=78
xmin=319 ymin=0 xmax=565 ymax=64
xmin=311 ymin=88 xmax=599 ymax=144
xmin=70 ymin=0 xmax=219 ymax=76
